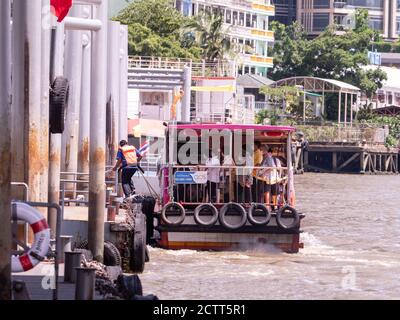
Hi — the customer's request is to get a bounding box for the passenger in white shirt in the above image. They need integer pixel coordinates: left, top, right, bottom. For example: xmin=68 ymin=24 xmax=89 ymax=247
xmin=205 ymin=150 xmax=220 ymax=202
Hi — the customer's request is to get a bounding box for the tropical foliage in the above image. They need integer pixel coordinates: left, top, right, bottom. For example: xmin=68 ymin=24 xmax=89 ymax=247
xmin=184 ymin=10 xmax=232 ymax=61
xmin=114 ymin=0 xmax=201 ymax=59
xmin=270 ymin=9 xmax=387 ymax=100
xmin=357 ymin=109 xmax=400 ymax=147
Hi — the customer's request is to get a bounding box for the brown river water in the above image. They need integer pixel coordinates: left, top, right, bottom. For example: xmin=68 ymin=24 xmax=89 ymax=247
xmin=140 ymin=173 xmax=400 ymax=300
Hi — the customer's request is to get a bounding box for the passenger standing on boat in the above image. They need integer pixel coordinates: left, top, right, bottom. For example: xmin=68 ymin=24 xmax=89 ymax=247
xmin=111 ymin=140 xmax=143 ymax=199
xmin=252 ymin=141 xmax=264 ymax=203
xmin=205 ymin=149 xmax=220 ymax=202
xmin=236 ymin=148 xmax=253 ymax=203
xmin=222 ymin=151 xmax=236 ymax=202
xmin=260 ymin=147 xmax=281 ymax=209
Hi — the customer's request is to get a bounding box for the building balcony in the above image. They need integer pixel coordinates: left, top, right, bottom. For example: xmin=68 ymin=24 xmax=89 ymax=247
xmin=250 ymin=29 xmax=274 ymax=40
xmin=227 ymin=24 xmax=274 ymax=42
xmin=242 ymin=55 xmax=273 ymax=67
xmin=251 ymin=2 xmax=275 ymax=15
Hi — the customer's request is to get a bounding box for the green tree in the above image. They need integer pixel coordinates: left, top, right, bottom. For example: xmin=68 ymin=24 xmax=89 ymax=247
xmin=184 ymin=10 xmax=232 ymax=61
xmin=270 ymin=9 xmax=387 ymax=120
xmin=114 ymin=0 xmax=201 ymax=59
xmin=269 ymin=8 xmax=387 ymax=112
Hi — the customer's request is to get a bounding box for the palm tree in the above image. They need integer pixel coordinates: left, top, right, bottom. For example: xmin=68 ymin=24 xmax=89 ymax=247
xmin=184 ymin=10 xmax=232 ymax=61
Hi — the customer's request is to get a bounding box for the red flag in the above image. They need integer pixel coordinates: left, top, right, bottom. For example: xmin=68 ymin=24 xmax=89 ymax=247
xmin=50 ymin=0 xmax=73 ymax=22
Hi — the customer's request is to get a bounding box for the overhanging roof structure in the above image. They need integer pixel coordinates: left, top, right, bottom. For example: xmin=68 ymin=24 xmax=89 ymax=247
xmin=271 ymin=76 xmax=361 ymax=94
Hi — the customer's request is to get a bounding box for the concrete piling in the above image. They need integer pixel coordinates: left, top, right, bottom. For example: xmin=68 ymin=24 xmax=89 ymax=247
xmin=0 ymin=0 xmax=12 ymax=301
xmin=88 ymin=0 xmax=108 ymax=263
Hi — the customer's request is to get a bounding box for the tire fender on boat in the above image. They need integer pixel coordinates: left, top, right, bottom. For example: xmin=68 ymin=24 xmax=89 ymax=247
xmin=194 ymin=203 xmax=219 ymax=226
xmin=276 ymin=205 xmax=300 ymax=230
xmin=219 ymin=202 xmax=247 ymax=230
xmin=11 ymin=202 xmax=51 ymax=273
xmin=161 ymin=202 xmax=186 ymax=225
xmin=248 ymin=203 xmax=272 ymax=226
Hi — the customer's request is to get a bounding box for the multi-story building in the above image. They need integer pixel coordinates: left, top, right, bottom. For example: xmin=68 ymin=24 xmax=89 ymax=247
xmin=272 ymin=0 xmax=297 ymax=25
xmin=174 ymin=0 xmax=275 ymax=77
xmin=296 ymin=0 xmax=400 ymax=39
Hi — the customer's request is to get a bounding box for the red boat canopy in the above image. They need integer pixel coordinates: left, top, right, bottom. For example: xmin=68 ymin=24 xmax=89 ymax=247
xmin=169 ymin=123 xmax=296 ymax=132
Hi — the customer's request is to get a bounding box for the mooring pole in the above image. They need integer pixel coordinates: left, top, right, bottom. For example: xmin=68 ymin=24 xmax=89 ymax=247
xmin=119 ymin=25 xmax=128 ymax=142
xmin=78 ymin=30 xmax=91 ymax=177
xmin=41 ymin=0 xmax=51 ymax=207
xmin=107 ymin=21 xmax=121 ymax=164
xmin=49 ymin=23 xmax=65 ymax=236
xmin=182 ymin=66 xmax=192 ymax=123
xmin=62 ymin=5 xmax=83 ymax=198
xmin=0 ymin=0 xmax=12 ymax=300
xmin=88 ymin=0 xmax=108 ymax=262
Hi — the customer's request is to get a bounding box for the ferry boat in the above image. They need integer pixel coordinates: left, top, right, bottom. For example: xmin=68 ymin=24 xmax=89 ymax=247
xmin=153 ymin=123 xmax=305 ymax=253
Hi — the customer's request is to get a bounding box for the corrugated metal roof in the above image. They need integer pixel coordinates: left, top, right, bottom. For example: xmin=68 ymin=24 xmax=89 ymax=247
xmin=237 ymin=74 xmax=274 ymax=89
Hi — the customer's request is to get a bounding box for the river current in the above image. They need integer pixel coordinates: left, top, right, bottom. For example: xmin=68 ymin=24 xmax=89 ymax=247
xmin=140 ymin=173 xmax=400 ymax=299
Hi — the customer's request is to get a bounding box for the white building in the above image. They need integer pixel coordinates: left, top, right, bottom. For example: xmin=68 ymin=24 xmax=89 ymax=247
xmin=363 ymin=65 xmax=400 ymax=108
xmin=174 ymin=0 xmax=275 ymax=77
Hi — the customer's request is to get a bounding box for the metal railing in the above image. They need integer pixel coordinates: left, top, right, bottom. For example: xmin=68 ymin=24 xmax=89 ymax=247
xmin=296 ymin=125 xmax=388 ymax=145
xmin=163 ymin=165 xmax=289 ymax=207
xmin=128 ymin=56 xmax=236 ymax=78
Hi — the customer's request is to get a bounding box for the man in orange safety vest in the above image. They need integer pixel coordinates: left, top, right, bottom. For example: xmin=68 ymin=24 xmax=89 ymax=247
xmin=112 ymin=140 xmax=143 ymax=198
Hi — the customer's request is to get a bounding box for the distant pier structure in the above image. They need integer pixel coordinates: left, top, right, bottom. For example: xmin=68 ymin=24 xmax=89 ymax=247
xmin=270 ymin=77 xmax=399 ymax=175
xmin=298 ymin=125 xmax=399 ymax=174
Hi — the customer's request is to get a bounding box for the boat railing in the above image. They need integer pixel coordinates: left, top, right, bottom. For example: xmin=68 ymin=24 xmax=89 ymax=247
xmin=162 ymin=165 xmax=290 ymax=207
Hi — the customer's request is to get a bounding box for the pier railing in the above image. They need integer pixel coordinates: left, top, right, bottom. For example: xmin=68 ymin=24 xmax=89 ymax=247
xmin=128 ymin=56 xmax=236 ymax=78
xmin=296 ymin=125 xmax=387 ymax=145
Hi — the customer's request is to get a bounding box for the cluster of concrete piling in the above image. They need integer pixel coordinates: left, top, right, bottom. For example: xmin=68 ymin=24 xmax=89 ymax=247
xmin=0 ymin=0 xmax=128 ymax=299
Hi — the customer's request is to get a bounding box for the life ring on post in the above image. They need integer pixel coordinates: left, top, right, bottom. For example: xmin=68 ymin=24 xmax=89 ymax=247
xmin=276 ymin=205 xmax=300 ymax=230
xmin=248 ymin=203 xmax=272 ymax=226
xmin=161 ymin=202 xmax=186 ymax=226
xmin=219 ymin=203 xmax=247 ymax=230
xmin=11 ymin=202 xmax=51 ymax=273
xmin=194 ymin=204 xmax=219 ymax=226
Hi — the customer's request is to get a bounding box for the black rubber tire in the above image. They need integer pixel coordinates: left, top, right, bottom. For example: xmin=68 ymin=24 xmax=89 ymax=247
xmin=49 ymin=77 xmax=69 ymax=134
xmin=142 ymin=196 xmax=156 ymax=244
xmin=130 ymin=214 xmax=146 ymax=273
xmin=161 ymin=202 xmax=185 ymax=225
xmin=248 ymin=203 xmax=272 ymax=226
xmin=145 ymin=246 xmax=150 ymax=263
xmin=276 ymin=205 xmax=300 ymax=230
xmin=74 ymin=239 xmax=121 ymax=266
xmin=194 ymin=203 xmax=219 ymax=226
xmin=104 ymin=241 xmax=122 ymax=267
xmin=219 ymin=202 xmax=247 ymax=230
xmin=117 ymin=274 xmax=143 ymax=298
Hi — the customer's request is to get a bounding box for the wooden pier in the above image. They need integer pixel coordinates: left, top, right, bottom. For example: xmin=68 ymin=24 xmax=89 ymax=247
xmin=304 ymin=143 xmax=399 ymax=174
xmin=293 ymin=125 xmax=399 ymax=174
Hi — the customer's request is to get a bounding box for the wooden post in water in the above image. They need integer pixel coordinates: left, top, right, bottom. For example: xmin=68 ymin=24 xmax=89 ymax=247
xmin=332 ymin=152 xmax=337 ymax=171
xmin=360 ymin=152 xmax=365 ymax=174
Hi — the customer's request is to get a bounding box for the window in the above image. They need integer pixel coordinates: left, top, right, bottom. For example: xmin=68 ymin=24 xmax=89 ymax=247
xmin=346 ymin=0 xmax=383 ymax=9
xmin=313 ymin=0 xmax=329 ymax=8
xmin=233 ymin=11 xmax=238 ymax=25
xmin=313 ymin=13 xmax=329 ymax=32
xmin=226 ymin=10 xmax=232 ymax=24
xmin=252 ymin=15 xmax=257 ymax=28
xmin=239 ymin=12 xmax=245 ymax=26
xmin=175 ymin=0 xmax=182 ymax=11
xmin=246 ymin=13 xmax=251 ymax=27
xmin=397 ymin=17 xmax=400 ymax=34
xmin=369 ymin=16 xmax=383 ymax=31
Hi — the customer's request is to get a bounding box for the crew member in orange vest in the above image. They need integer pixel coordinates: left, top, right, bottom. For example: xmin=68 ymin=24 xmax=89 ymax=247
xmin=112 ymin=140 xmax=143 ymax=198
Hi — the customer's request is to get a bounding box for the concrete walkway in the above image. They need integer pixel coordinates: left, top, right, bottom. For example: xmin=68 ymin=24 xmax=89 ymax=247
xmin=12 ymin=262 xmax=103 ymax=300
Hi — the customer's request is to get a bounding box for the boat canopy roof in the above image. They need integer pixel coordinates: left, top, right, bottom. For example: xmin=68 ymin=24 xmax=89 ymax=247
xmin=169 ymin=123 xmax=295 ymax=132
